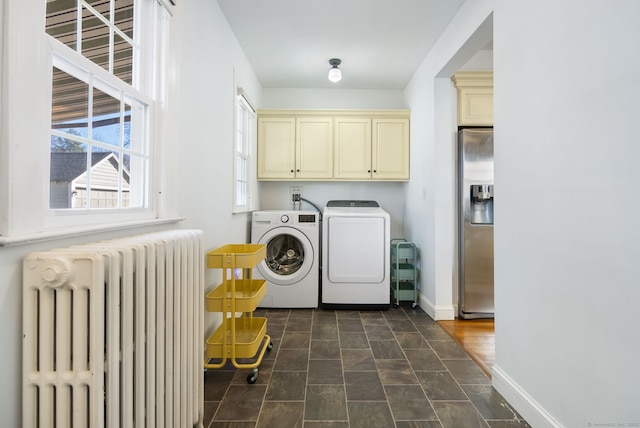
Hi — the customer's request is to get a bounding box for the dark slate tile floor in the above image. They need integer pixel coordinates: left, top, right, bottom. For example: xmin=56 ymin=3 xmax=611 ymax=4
xmin=203 ymin=304 xmax=530 ymax=428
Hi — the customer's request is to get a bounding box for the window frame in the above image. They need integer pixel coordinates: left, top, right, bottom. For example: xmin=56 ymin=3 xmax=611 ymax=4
xmin=233 ymin=89 xmax=257 ymax=214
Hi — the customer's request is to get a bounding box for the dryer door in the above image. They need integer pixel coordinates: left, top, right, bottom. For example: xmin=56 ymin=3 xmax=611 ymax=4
xmin=326 ymin=216 xmax=386 ymax=283
xmin=256 ymin=226 xmax=314 ymax=286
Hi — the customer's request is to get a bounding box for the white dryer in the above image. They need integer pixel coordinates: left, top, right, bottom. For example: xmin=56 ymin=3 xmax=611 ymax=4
xmin=251 ymin=210 xmax=320 ymax=308
xmin=322 ymin=200 xmax=390 ymax=308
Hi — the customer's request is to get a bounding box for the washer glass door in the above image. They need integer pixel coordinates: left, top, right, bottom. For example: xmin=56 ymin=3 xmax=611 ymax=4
xmin=256 ymin=227 xmax=313 ymax=285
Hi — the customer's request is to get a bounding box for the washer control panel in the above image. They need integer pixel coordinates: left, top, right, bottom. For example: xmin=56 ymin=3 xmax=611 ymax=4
xmin=298 ymin=214 xmax=316 ymax=223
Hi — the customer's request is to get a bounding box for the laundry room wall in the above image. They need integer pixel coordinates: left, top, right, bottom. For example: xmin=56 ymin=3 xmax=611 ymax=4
xmin=258 ymin=181 xmax=405 ymax=240
xmin=173 ymin=1 xmax=263 ymax=338
xmin=492 ymin=1 xmax=640 ymax=426
xmin=403 ymin=1 xmax=493 ymax=319
xmin=258 ymin=88 xmax=411 ymax=241
xmin=261 ymin=88 xmax=407 ymax=110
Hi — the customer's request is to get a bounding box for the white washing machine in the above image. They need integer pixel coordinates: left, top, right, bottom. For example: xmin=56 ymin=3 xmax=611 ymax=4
xmin=251 ymin=210 xmax=320 ymax=308
xmin=322 ymin=200 xmax=390 ymax=308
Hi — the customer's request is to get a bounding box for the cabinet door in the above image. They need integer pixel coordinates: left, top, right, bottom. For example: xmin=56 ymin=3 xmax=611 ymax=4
xmin=258 ymin=117 xmax=295 ymax=179
xmin=296 ymin=117 xmax=333 ymax=179
xmin=372 ymin=118 xmax=409 ymax=180
xmin=458 ymin=87 xmax=493 ymax=126
xmin=334 ymin=118 xmax=372 ymax=179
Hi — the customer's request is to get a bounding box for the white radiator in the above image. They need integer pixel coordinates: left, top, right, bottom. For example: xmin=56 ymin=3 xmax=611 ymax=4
xmin=22 ymin=229 xmax=205 ymax=428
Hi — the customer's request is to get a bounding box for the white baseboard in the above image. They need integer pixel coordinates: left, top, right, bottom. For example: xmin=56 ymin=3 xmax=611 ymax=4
xmin=492 ymin=365 xmax=562 ymax=428
xmin=418 ymin=293 xmax=455 ymax=320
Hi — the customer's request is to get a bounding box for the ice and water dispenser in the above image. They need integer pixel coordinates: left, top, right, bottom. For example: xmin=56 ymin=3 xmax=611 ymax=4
xmin=470 ymin=184 xmax=493 ymax=224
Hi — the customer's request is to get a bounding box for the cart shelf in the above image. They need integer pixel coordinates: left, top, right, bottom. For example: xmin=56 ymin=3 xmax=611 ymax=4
xmin=207 ymin=244 xmax=266 ymax=268
xmin=206 ymin=279 xmax=267 ymax=313
xmin=393 ymin=281 xmax=417 ymax=301
xmin=392 ymin=244 xmax=416 ymax=259
xmin=392 ymin=263 xmax=416 ymax=280
xmin=206 ymin=317 xmax=268 ymax=360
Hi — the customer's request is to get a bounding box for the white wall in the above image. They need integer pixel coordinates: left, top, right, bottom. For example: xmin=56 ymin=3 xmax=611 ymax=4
xmin=258 ymin=181 xmax=406 ymax=239
xmin=403 ymin=1 xmax=494 ymax=319
xmin=407 ymin=0 xmax=640 ymax=424
xmin=258 ymin=88 xmax=410 ymax=240
xmin=173 ymin=1 xmax=264 ymax=336
xmin=0 ymin=1 xmax=260 ymax=426
xmin=262 ymin=88 xmax=407 ymax=110
xmin=492 ymin=1 xmax=640 ymax=426
xmin=459 ymin=48 xmax=493 ymax=71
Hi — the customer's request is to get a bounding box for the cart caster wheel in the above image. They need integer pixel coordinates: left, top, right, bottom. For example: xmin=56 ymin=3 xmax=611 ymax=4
xmin=411 ymin=302 xmax=417 ymax=309
xmin=393 ymin=303 xmax=399 ymax=308
xmin=247 ymin=369 xmax=258 ymax=384
xmin=267 ymin=342 xmax=273 ymax=351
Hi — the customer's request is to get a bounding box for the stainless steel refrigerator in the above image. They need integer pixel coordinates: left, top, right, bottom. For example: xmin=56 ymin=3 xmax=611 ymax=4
xmin=458 ymin=128 xmax=494 ymax=319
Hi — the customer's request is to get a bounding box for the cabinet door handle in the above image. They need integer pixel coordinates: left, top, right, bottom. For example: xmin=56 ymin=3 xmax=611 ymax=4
xmin=290 ymin=169 xmax=294 ymax=173
xmin=373 ymin=170 xmax=377 ymax=173
xmin=368 ymin=170 xmax=371 ymax=173
xmin=296 ymin=169 xmax=300 ymax=172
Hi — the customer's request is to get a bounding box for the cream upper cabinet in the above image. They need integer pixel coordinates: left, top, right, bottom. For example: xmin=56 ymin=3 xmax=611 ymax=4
xmin=258 ymin=110 xmax=410 ymax=181
xmin=372 ymin=118 xmax=410 ymax=180
xmin=452 ymin=71 xmax=493 ymax=126
xmin=296 ymin=117 xmax=333 ymax=179
xmin=257 ymin=117 xmax=296 ymax=179
xmin=334 ymin=117 xmax=409 ymax=180
xmin=334 ymin=118 xmax=372 ymax=179
xmin=258 ymin=116 xmax=333 ymax=179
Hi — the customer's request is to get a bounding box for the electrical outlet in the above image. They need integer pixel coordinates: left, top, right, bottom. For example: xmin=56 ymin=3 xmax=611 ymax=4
xmin=290 ymin=186 xmax=302 ymax=202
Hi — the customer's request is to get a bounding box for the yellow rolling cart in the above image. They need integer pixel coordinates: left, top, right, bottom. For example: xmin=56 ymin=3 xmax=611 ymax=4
xmin=391 ymin=239 xmax=418 ymax=308
xmin=204 ymin=244 xmax=272 ymax=384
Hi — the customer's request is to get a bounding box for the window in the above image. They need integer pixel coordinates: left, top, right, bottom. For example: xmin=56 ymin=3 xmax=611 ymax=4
xmin=0 ymin=0 xmax=173 ymax=241
xmin=48 ymin=62 xmax=148 ymax=209
xmin=234 ymin=90 xmax=257 ymax=213
xmin=45 ymin=0 xmax=164 ymax=211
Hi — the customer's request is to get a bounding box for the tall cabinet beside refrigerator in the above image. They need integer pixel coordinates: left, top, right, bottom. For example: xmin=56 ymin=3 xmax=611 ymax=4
xmin=458 ymin=128 xmax=494 ymax=319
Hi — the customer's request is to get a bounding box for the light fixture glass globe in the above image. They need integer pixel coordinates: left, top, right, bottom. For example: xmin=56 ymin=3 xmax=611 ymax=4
xmin=328 ymin=67 xmax=342 ymax=83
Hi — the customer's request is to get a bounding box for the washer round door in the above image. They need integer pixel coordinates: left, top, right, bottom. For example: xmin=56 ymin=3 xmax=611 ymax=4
xmin=256 ymin=226 xmax=314 ymax=286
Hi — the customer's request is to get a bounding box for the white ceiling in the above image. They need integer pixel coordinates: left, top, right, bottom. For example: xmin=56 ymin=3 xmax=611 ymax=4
xmin=216 ymin=0 xmax=466 ymax=90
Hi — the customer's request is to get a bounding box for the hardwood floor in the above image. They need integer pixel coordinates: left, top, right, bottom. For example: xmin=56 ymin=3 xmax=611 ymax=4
xmin=437 ymin=318 xmax=495 ymax=378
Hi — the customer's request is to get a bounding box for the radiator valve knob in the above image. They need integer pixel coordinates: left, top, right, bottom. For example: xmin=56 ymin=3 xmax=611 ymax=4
xmin=42 ymin=259 xmax=71 ymax=287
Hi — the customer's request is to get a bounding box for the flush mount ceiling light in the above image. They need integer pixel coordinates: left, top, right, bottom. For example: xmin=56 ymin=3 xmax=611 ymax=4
xmin=328 ymin=58 xmax=342 ymax=83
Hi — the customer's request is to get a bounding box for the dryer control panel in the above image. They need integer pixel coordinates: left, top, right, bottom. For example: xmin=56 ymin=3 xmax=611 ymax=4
xmin=326 ymin=200 xmax=380 ymax=208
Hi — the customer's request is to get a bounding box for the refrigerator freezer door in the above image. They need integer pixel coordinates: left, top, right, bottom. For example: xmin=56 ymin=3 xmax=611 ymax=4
xmin=461 ymin=222 xmax=494 ymax=314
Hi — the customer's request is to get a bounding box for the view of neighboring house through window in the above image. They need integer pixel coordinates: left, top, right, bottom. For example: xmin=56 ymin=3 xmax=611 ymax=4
xmin=46 ymin=0 xmax=158 ymax=210
xmin=234 ymin=91 xmax=256 ymax=212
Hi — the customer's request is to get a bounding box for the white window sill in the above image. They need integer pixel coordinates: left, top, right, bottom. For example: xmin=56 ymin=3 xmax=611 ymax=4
xmin=0 ymin=217 xmax=185 ymax=247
